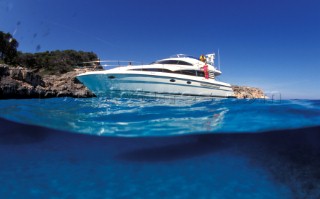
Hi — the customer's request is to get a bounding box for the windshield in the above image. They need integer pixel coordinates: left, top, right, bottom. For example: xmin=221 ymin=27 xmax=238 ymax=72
xmin=153 ymin=60 xmax=193 ymax=66
xmin=170 ymin=54 xmax=198 ymax=59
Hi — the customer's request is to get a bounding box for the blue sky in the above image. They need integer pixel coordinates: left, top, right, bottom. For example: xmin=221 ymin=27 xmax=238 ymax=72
xmin=1 ymin=0 xmax=319 ymax=99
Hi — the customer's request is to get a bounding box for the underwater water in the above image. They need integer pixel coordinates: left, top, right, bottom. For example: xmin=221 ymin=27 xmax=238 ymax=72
xmin=0 ymin=97 xmax=320 ymax=198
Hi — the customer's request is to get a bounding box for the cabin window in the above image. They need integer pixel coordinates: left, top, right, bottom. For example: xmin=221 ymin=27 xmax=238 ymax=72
xmin=176 ymin=70 xmax=197 ymax=76
xmin=129 ymin=68 xmax=173 ymax=73
xmin=154 ymin=60 xmax=193 ymax=66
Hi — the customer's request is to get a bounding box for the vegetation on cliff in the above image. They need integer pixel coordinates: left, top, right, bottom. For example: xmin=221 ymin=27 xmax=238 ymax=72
xmin=0 ymin=30 xmax=99 ymax=98
xmin=0 ymin=31 xmax=19 ymax=65
xmin=0 ymin=31 xmax=99 ymax=75
xmin=15 ymin=50 xmax=98 ymax=74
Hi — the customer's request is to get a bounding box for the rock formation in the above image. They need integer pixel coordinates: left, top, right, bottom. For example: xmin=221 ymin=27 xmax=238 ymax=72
xmin=0 ymin=64 xmax=95 ymax=99
xmin=232 ymin=85 xmax=266 ymax=99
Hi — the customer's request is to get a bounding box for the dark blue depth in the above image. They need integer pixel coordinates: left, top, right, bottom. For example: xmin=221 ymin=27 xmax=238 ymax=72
xmin=1 ymin=118 xmax=320 ymax=198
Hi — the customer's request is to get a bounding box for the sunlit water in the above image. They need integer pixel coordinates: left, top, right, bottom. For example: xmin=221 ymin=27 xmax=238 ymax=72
xmin=0 ymin=97 xmax=319 ymax=136
xmin=1 ymin=97 xmax=320 ymax=198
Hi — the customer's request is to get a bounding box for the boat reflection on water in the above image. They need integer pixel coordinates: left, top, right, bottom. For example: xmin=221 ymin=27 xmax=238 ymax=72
xmin=91 ymin=93 xmax=230 ymax=136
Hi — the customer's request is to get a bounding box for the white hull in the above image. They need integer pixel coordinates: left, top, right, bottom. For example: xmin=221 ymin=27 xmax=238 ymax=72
xmin=77 ymin=70 xmax=235 ymax=98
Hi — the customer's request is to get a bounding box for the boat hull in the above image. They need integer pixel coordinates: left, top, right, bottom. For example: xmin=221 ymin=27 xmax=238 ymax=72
xmin=76 ymin=72 xmax=235 ymax=98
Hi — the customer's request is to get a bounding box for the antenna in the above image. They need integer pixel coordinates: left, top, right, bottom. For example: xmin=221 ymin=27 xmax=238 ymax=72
xmin=218 ymin=49 xmax=221 ymax=71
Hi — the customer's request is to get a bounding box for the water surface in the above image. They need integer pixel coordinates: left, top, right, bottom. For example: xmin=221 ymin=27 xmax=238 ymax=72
xmin=0 ymin=97 xmax=319 ymax=136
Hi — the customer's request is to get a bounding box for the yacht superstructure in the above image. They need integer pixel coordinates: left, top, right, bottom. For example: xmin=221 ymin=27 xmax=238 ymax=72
xmin=76 ymin=54 xmax=235 ymax=98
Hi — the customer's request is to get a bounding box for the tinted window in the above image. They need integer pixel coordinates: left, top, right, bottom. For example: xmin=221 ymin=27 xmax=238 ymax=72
xmin=129 ymin=68 xmax=173 ymax=73
xmin=155 ymin=60 xmax=193 ymax=66
xmin=178 ymin=61 xmax=193 ymax=66
xmin=176 ymin=70 xmax=197 ymax=76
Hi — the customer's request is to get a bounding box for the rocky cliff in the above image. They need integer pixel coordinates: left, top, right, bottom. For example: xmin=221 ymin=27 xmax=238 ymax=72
xmin=0 ymin=64 xmax=95 ymax=99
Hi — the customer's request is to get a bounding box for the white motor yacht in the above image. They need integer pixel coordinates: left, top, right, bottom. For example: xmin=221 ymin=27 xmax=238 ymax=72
xmin=76 ymin=54 xmax=235 ymax=98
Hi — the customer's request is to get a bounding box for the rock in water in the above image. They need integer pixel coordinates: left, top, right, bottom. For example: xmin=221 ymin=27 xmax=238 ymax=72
xmin=232 ymin=85 xmax=266 ymax=99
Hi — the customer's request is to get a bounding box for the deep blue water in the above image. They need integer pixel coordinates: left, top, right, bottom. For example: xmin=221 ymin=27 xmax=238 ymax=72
xmin=0 ymin=97 xmax=320 ymax=198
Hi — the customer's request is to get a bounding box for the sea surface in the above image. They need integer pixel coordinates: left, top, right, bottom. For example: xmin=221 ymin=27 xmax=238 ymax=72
xmin=0 ymin=97 xmax=320 ymax=198
xmin=1 ymin=97 xmax=320 ymax=137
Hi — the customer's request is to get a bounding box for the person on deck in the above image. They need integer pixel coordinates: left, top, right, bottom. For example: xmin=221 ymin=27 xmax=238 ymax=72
xmin=202 ymin=62 xmax=209 ymax=79
xmin=199 ymin=54 xmax=206 ymax=63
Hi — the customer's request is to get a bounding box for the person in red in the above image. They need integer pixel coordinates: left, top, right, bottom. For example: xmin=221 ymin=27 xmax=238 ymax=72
xmin=202 ymin=63 xmax=209 ymax=79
